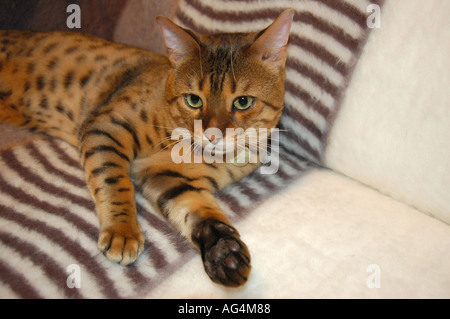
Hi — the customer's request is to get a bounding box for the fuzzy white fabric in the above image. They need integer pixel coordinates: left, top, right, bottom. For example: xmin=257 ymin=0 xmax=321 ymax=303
xmin=143 ymin=169 xmax=450 ymax=298
xmin=324 ymin=0 xmax=450 ymax=224
xmin=140 ymin=1 xmax=450 ymax=298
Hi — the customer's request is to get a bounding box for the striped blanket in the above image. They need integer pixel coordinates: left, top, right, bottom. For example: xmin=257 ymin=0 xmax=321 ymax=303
xmin=0 ymin=0 xmax=380 ymax=298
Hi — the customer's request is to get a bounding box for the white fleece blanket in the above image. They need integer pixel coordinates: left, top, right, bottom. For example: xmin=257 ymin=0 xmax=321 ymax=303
xmin=2 ymin=138 xmax=448 ymax=298
xmin=145 ymin=169 xmax=450 ymax=298
xmin=324 ymin=0 xmax=450 ymax=224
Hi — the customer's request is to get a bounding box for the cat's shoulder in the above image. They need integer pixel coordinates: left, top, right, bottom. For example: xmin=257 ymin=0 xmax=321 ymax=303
xmin=0 ymin=29 xmax=165 ymax=63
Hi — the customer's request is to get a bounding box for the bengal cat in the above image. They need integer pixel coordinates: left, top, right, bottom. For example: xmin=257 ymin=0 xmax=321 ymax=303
xmin=0 ymin=9 xmax=293 ymax=287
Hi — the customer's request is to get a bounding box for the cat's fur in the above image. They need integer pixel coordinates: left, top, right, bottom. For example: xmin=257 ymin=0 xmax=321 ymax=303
xmin=0 ymin=10 xmax=293 ymax=287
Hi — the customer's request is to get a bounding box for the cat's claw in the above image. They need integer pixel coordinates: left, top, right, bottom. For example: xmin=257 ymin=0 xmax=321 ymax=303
xmin=193 ymin=218 xmax=251 ymax=287
xmin=97 ymin=227 xmax=145 ymax=266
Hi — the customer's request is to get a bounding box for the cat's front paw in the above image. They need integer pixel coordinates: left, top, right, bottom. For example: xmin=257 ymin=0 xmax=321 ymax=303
xmin=193 ymin=218 xmax=251 ymax=287
xmin=97 ymin=225 xmax=145 ymax=266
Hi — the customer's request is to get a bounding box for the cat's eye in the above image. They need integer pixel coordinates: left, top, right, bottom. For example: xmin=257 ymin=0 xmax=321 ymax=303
xmin=184 ymin=94 xmax=203 ymax=109
xmin=233 ymin=96 xmax=255 ymax=111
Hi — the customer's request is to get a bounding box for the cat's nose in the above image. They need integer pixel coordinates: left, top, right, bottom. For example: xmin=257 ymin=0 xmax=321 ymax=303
xmin=208 ymin=135 xmax=222 ymax=144
xmin=205 ymin=131 xmax=222 ymax=144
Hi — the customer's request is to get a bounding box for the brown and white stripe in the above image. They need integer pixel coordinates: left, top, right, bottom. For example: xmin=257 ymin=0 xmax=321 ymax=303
xmin=0 ymin=138 xmax=196 ymax=298
xmin=0 ymin=137 xmax=309 ymax=298
xmin=0 ymin=0 xmax=381 ymax=298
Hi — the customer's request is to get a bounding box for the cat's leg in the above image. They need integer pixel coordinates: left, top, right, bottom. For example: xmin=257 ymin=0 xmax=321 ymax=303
xmin=133 ymin=152 xmax=255 ymax=286
xmin=79 ymin=111 xmax=145 ymax=265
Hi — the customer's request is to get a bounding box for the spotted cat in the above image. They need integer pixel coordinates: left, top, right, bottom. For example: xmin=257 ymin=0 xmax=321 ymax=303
xmin=0 ymin=9 xmax=293 ymax=287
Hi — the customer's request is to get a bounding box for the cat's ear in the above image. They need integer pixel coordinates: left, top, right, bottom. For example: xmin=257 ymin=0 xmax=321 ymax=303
xmin=156 ymin=16 xmax=200 ymax=67
xmin=248 ymin=9 xmax=294 ymax=69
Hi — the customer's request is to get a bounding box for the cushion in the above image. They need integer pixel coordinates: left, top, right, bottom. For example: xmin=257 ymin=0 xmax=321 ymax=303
xmin=324 ymin=0 xmax=450 ymax=224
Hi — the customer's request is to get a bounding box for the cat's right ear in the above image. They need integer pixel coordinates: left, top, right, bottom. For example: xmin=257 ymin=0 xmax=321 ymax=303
xmin=248 ymin=9 xmax=294 ymax=70
xmin=156 ymin=16 xmax=200 ymax=67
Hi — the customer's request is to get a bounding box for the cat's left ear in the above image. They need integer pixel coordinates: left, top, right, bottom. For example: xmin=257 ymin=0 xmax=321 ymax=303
xmin=249 ymin=9 xmax=294 ymax=69
xmin=156 ymin=16 xmax=200 ymax=67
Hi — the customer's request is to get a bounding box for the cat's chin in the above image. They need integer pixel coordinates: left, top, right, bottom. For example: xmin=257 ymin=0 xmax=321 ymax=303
xmin=193 ymin=142 xmax=253 ymax=166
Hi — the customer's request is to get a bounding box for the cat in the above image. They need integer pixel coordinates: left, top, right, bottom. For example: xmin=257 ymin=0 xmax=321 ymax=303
xmin=0 ymin=9 xmax=293 ymax=287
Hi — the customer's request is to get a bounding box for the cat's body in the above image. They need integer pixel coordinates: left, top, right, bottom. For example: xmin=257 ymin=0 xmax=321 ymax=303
xmin=0 ymin=10 xmax=293 ymax=287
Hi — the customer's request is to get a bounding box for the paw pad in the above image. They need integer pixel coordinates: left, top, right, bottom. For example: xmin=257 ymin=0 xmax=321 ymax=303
xmin=193 ymin=218 xmax=251 ymax=287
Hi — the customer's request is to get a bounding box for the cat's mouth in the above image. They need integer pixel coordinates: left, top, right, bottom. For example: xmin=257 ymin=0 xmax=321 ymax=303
xmin=192 ymin=134 xmax=241 ymax=158
xmin=170 ymin=125 xmax=272 ymax=165
xmin=193 ymin=140 xmax=252 ymax=166
xmin=192 ymin=131 xmax=267 ymax=165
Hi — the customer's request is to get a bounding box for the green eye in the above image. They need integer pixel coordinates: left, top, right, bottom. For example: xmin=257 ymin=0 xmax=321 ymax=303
xmin=184 ymin=94 xmax=203 ymax=109
xmin=233 ymin=96 xmax=255 ymax=111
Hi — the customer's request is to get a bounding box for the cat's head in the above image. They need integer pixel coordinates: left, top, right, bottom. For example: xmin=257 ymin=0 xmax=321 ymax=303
xmin=157 ymin=9 xmax=293 ymax=157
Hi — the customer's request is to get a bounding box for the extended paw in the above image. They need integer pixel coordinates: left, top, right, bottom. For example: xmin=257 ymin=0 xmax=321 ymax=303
xmin=193 ymin=218 xmax=251 ymax=287
xmin=98 ymin=225 xmax=145 ymax=266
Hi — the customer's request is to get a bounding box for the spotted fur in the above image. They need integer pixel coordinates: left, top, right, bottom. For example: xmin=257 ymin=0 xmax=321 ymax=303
xmin=0 ymin=10 xmax=293 ymax=287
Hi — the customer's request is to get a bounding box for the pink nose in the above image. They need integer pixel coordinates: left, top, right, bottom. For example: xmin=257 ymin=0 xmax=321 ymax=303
xmin=204 ymin=131 xmax=222 ymax=144
xmin=209 ymin=135 xmax=216 ymax=142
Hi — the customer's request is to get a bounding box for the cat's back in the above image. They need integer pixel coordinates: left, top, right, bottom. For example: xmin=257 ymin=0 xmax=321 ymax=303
xmin=0 ymin=29 xmax=167 ymax=67
xmin=1 ymin=31 xmax=168 ymax=122
xmin=0 ymin=30 xmax=170 ymax=145
xmin=0 ymin=29 xmax=168 ymax=89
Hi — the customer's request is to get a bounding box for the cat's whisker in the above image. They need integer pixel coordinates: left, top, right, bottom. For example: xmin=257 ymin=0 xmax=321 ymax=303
xmin=149 ymin=124 xmax=181 ymax=131
xmin=153 ymin=136 xmax=174 ymax=148
xmin=273 ymin=129 xmax=290 ymax=132
xmin=153 ymin=133 xmax=191 ymax=152
xmin=154 ymin=136 xmax=191 ymax=155
xmin=245 ymin=140 xmax=280 ymax=156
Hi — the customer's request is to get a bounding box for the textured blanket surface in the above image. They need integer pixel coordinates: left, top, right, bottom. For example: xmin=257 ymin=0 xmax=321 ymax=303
xmin=0 ymin=0 xmax=379 ymax=298
xmin=324 ymin=0 xmax=450 ymax=225
xmin=0 ymin=138 xmax=189 ymax=298
xmin=0 ymin=137 xmax=311 ymax=298
xmin=143 ymin=169 xmax=450 ymax=298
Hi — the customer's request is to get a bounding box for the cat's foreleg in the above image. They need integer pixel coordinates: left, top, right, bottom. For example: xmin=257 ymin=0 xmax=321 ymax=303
xmin=133 ymin=156 xmax=252 ymax=287
xmin=79 ymin=111 xmax=145 ymax=265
